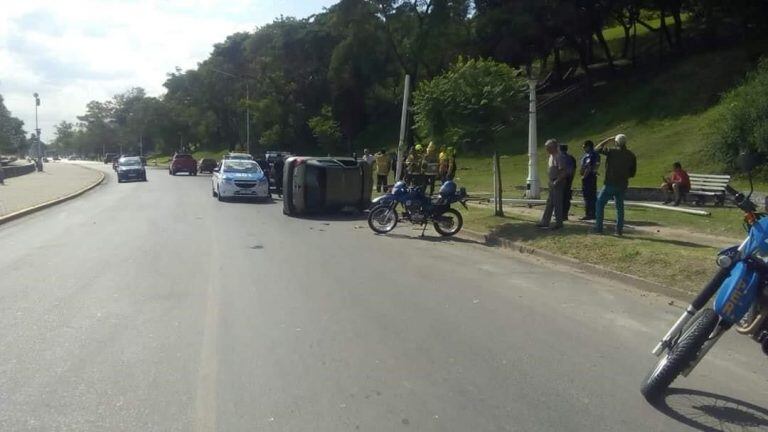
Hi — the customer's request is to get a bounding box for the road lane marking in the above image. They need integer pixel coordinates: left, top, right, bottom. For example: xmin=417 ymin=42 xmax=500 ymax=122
xmin=194 ymin=240 xmax=220 ymax=432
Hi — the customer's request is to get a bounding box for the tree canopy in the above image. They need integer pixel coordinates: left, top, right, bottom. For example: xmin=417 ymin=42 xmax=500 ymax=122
xmin=45 ymin=0 xmax=768 ymax=158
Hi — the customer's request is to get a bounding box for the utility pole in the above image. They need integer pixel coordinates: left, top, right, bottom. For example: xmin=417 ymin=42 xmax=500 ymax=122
xmin=33 ymin=93 xmax=43 ymax=172
xmin=525 ymin=78 xmax=539 ymax=199
xmin=395 ymin=74 xmax=411 ymax=182
xmin=211 ymin=68 xmax=253 ymax=154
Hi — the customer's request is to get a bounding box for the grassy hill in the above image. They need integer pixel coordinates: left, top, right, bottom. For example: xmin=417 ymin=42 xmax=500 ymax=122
xmin=449 ymin=41 xmax=768 ymax=194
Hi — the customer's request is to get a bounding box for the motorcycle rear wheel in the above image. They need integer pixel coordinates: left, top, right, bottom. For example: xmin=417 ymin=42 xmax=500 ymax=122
xmin=641 ymin=308 xmax=719 ymax=402
xmin=368 ymin=205 xmax=398 ymax=234
xmin=433 ymin=208 xmax=463 ymax=236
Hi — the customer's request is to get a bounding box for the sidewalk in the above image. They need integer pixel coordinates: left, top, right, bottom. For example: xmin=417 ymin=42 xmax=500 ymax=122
xmin=0 ymin=162 xmax=103 ymax=218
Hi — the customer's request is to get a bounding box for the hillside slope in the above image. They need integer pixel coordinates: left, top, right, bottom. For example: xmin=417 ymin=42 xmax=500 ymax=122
xmin=452 ymin=41 xmax=768 ymax=193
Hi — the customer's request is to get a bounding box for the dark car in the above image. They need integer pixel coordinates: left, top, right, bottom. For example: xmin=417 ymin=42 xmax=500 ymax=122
xmin=199 ymin=158 xmax=217 ymax=174
xmin=282 ymin=156 xmax=372 ymax=215
xmin=117 ymin=156 xmax=147 ymax=183
xmin=169 ymin=153 xmax=197 ymax=176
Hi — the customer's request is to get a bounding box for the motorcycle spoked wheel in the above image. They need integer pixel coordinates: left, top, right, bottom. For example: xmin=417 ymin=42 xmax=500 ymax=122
xmin=433 ymin=208 xmax=463 ymax=237
xmin=641 ymin=308 xmax=719 ymax=402
xmin=368 ymin=205 xmax=399 ymax=234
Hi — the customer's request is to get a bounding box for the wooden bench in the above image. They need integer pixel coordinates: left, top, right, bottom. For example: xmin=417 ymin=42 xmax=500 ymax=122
xmin=687 ymin=173 xmax=732 ymax=206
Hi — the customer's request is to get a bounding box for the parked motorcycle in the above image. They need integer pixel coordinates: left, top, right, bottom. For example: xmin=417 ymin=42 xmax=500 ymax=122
xmin=368 ymin=180 xmax=468 ymax=237
xmin=641 ymin=153 xmax=768 ymax=401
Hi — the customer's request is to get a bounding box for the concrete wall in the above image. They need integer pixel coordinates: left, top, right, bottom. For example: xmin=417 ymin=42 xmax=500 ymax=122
xmin=0 ymin=163 xmax=36 ymax=179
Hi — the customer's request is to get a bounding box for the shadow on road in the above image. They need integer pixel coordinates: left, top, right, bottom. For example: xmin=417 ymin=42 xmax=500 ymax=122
xmin=650 ymin=388 xmax=768 ymax=431
xmin=219 ymin=197 xmax=277 ymax=205
xmin=385 ymin=232 xmax=484 ymax=245
xmin=290 ymin=212 xmax=368 ymax=222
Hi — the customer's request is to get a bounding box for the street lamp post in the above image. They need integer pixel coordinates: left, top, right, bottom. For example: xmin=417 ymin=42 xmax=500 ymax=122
xmin=211 ymin=68 xmax=253 ymax=154
xmin=33 ymin=93 xmax=42 ymax=172
xmin=525 ymin=79 xmax=539 ymax=199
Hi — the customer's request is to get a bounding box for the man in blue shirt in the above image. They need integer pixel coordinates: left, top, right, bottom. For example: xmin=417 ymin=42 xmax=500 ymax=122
xmin=579 ymin=140 xmax=600 ymax=220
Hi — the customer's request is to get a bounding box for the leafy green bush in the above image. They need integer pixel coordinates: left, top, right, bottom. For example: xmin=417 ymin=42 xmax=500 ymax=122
xmin=712 ymin=57 xmax=768 ymax=175
xmin=413 ymin=58 xmax=527 ymax=152
xmin=308 ymin=105 xmax=343 ymax=154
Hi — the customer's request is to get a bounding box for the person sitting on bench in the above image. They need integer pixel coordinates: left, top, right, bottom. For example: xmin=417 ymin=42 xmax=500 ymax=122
xmin=661 ymin=162 xmax=691 ymax=206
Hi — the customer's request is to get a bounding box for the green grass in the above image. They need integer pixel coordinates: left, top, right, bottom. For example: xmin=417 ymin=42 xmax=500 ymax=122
xmin=448 ymin=42 xmax=768 ymax=198
xmin=461 ymin=205 xmax=719 ymax=293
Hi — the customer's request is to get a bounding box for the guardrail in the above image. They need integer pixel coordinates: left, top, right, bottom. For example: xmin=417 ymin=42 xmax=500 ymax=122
xmin=1 ymin=163 xmax=36 ymax=179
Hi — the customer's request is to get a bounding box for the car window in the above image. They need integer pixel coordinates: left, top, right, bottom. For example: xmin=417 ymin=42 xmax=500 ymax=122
xmin=174 ymin=154 xmax=193 ymax=159
xmin=222 ymin=161 xmax=262 ymax=173
xmin=119 ymin=158 xmax=142 ymax=166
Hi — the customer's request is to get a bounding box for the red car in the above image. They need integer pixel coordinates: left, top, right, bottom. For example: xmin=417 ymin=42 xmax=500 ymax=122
xmin=169 ymin=153 xmax=197 ymax=176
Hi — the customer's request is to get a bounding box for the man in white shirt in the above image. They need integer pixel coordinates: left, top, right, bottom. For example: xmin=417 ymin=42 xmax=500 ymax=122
xmin=536 ymin=139 xmax=569 ymax=230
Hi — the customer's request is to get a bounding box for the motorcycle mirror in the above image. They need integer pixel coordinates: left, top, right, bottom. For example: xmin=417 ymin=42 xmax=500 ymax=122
xmin=736 ymin=150 xmax=762 ymax=174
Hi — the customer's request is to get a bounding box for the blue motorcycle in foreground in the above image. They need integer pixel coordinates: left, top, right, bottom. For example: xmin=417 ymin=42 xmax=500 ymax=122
xmin=641 ymin=155 xmax=768 ymax=401
xmin=368 ymin=180 xmax=468 ymax=237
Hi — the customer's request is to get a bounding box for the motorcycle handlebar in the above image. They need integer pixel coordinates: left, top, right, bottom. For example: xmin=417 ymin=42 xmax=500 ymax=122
xmin=725 ymin=185 xmax=758 ymax=213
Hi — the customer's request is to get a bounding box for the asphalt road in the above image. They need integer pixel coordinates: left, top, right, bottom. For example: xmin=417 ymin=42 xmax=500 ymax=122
xmin=0 ymin=162 xmax=766 ymax=431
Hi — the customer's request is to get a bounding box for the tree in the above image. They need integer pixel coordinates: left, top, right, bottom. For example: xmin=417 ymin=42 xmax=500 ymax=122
xmin=712 ymin=57 xmax=768 ymax=176
xmin=308 ymin=105 xmax=343 ymax=154
xmin=0 ymin=94 xmax=28 ymax=155
xmin=413 ymin=57 xmax=527 ymax=152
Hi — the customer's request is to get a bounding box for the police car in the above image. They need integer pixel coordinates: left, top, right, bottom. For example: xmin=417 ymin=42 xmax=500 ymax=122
xmin=212 ymin=159 xmax=270 ymax=201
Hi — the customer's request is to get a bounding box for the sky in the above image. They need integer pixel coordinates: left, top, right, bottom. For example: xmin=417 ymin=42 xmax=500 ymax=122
xmin=0 ymin=0 xmax=336 ymax=142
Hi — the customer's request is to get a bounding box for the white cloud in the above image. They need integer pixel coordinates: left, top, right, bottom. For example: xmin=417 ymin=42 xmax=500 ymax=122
xmin=0 ymin=0 xmax=335 ymax=141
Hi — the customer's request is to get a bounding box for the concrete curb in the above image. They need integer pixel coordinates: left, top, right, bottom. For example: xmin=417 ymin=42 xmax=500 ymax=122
xmin=0 ymin=167 xmax=106 ymax=226
xmin=459 ymin=228 xmax=693 ymax=301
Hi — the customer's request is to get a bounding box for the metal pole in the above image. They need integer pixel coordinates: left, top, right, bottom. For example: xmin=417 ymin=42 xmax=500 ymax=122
xmin=246 ymin=83 xmax=250 ymax=154
xmin=525 ymin=79 xmax=539 ymax=198
xmin=395 ymin=74 xmax=411 ymax=182
xmin=34 ymin=93 xmax=42 ymax=171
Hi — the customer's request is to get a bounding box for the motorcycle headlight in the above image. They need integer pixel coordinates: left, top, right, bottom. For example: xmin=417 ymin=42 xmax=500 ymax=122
xmin=716 ymin=255 xmax=733 ymax=268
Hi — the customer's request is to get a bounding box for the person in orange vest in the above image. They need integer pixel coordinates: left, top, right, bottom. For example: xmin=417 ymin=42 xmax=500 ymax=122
xmin=446 ymin=147 xmax=457 ymax=180
xmin=438 ymin=145 xmax=448 ymax=182
xmin=374 ymin=149 xmax=391 ymax=192
xmin=423 ymin=141 xmax=439 ymax=195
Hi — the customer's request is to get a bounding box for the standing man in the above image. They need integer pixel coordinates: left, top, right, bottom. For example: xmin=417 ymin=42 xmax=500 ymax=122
xmin=593 ymin=133 xmax=637 ymax=236
xmin=536 ymin=139 xmax=569 ymax=230
xmin=374 ymin=149 xmax=391 ymax=192
xmin=579 ymin=140 xmax=600 ymax=220
xmin=559 ymin=144 xmax=577 ymax=220
xmin=362 ymin=148 xmax=375 ymax=165
xmin=423 ymin=141 xmax=439 ymax=195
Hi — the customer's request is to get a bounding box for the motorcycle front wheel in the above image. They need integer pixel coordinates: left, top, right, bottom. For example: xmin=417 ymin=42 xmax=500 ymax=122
xmin=641 ymin=308 xmax=719 ymax=402
xmin=368 ymin=205 xmax=398 ymax=234
xmin=433 ymin=208 xmax=463 ymax=236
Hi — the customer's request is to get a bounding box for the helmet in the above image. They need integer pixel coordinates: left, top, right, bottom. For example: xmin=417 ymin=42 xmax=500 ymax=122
xmin=414 ymin=145 xmax=423 ymax=152
xmin=392 ymin=181 xmax=407 ymax=195
xmin=439 ymin=180 xmax=457 ymax=197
